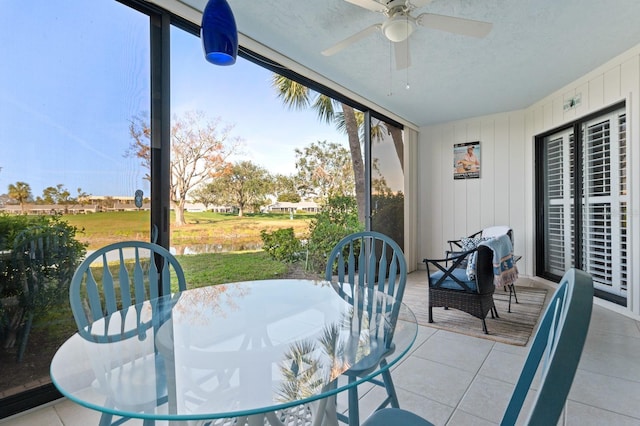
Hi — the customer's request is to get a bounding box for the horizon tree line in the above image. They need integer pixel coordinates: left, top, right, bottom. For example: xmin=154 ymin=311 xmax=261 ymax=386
xmin=3 ymin=183 xmax=91 ymax=213
xmin=2 ymin=135 xmax=368 ymax=217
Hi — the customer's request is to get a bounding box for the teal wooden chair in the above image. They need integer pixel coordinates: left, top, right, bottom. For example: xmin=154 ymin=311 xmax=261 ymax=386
xmin=361 ymin=268 xmax=594 ymax=426
xmin=70 ymin=240 xmax=186 ymax=342
xmin=325 ymin=231 xmax=408 ymax=426
xmin=69 ymin=241 xmax=186 ymax=426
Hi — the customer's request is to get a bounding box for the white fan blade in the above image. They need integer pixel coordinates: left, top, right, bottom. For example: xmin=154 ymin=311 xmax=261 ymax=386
xmin=394 ymin=39 xmax=411 ymax=70
xmin=417 ymin=13 xmax=493 ymax=38
xmin=322 ymin=24 xmax=382 ymax=56
xmin=344 ymin=0 xmax=388 ymax=13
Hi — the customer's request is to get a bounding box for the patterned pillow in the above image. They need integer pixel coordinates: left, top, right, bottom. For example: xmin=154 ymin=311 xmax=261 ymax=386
xmin=460 ymin=237 xmax=491 ymax=280
xmin=461 ymin=236 xmax=490 ymax=251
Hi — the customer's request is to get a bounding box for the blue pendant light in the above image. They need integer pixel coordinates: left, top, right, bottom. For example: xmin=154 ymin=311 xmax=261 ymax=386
xmin=201 ymin=0 xmax=238 ymax=66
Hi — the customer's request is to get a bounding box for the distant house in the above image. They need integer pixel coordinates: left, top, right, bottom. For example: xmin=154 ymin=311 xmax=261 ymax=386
xmin=0 ymin=205 xmax=24 ymax=214
xmin=265 ymin=201 xmax=319 ymax=213
xmin=184 ymin=202 xmax=207 ymax=212
xmin=0 ymin=204 xmax=100 ymax=215
xmin=84 ymin=195 xmax=136 ymax=204
xmin=209 ymin=205 xmax=235 ymax=213
xmin=0 ymin=194 xmax=147 ymax=214
xmin=182 ymin=202 xmax=234 ymax=213
xmin=110 ymin=202 xmax=150 ymax=211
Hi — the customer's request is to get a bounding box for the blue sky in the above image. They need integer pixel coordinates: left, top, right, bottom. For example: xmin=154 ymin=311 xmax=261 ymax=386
xmin=0 ymin=0 xmax=346 ymax=199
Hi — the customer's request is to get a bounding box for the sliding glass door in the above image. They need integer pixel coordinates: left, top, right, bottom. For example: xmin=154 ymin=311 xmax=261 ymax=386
xmin=537 ymin=104 xmax=627 ymax=303
xmin=0 ymin=0 xmax=153 ymax=415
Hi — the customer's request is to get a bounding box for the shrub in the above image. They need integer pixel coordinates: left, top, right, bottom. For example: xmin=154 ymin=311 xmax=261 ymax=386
xmin=0 ymin=214 xmax=86 ymax=358
xmin=260 ymin=227 xmax=302 ymax=263
xmin=306 ymin=196 xmax=363 ymax=273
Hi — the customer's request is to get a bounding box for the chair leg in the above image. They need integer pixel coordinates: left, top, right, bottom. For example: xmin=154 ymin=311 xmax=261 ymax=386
xmin=348 ymin=385 xmax=359 ymax=426
xmin=428 ymin=306 xmax=434 ymax=323
xmin=506 ymin=284 xmax=518 ymax=313
xmin=481 ymin=318 xmax=488 ymax=334
xmin=109 ymin=416 xmax=144 ymax=426
xmin=99 ymin=412 xmax=114 ymax=426
xmin=336 ymin=376 xmax=358 ymax=424
xmin=380 ymin=361 xmax=399 ymax=409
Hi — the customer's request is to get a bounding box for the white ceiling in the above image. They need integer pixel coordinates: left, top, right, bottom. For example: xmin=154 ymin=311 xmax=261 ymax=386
xmin=176 ymin=0 xmax=640 ymax=127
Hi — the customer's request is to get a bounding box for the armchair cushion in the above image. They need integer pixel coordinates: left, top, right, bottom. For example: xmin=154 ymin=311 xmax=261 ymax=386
xmin=429 ymin=268 xmax=477 ymax=291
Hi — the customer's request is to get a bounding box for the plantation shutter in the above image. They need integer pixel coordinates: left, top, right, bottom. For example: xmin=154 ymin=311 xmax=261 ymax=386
xmin=581 ymin=111 xmax=627 ymax=296
xmin=544 ymin=133 xmax=568 ymax=275
xmin=539 ymin=106 xmax=626 ymax=300
xmin=619 ymin=114 xmax=628 ymax=292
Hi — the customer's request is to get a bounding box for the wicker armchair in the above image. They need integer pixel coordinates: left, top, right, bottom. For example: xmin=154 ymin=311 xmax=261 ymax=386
xmin=423 ymin=245 xmax=498 ymax=334
xmin=446 ymin=226 xmax=519 ymax=312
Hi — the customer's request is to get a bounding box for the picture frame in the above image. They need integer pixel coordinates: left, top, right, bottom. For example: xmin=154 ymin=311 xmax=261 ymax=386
xmin=453 ymin=141 xmax=480 ymax=179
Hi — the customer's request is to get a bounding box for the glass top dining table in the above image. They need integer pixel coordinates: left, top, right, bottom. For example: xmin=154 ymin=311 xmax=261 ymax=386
xmin=50 ymin=279 xmax=418 ymax=425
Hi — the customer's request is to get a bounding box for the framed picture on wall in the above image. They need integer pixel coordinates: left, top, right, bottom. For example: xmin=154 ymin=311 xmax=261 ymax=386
xmin=453 ymin=141 xmax=481 ymax=179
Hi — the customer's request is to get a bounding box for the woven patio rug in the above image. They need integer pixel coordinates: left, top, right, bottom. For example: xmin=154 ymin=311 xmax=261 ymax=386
xmin=402 ymin=280 xmax=548 ymax=346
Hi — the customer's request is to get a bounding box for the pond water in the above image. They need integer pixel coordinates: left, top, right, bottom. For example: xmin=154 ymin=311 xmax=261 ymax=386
xmin=85 ymin=242 xmax=263 ymax=262
xmin=170 ymin=242 xmax=262 ymax=255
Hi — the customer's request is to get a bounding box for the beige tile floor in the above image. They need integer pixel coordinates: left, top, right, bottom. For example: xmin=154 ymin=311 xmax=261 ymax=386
xmin=3 ymin=272 xmax=640 ymax=425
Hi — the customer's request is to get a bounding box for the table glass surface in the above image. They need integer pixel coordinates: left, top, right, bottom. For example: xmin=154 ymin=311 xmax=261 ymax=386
xmin=50 ymin=279 xmax=418 ymax=421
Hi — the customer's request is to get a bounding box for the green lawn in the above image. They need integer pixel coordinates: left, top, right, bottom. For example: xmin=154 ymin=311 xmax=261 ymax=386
xmin=64 ymin=210 xmax=312 ymax=249
xmin=179 ymin=250 xmax=296 ymax=288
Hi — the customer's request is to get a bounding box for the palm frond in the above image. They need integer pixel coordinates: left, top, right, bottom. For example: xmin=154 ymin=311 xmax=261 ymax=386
xmin=271 ymin=74 xmax=311 ymax=110
xmin=312 ymin=95 xmax=337 ymax=124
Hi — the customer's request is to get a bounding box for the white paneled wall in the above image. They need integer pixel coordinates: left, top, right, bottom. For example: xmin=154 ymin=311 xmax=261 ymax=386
xmin=417 ymin=43 xmax=640 ymax=317
xmin=418 ymin=111 xmax=527 ymax=272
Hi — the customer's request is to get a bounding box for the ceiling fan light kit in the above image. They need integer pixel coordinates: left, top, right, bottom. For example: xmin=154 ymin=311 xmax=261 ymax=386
xmin=382 ymin=13 xmax=415 ymax=42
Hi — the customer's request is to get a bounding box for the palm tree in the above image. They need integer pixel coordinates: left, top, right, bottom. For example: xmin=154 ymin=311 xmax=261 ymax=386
xmin=335 ymin=109 xmax=404 ymax=173
xmin=272 ymin=75 xmax=366 ymax=223
xmin=272 ymin=76 xmax=405 ymax=223
xmin=8 ymin=181 xmax=32 ymax=213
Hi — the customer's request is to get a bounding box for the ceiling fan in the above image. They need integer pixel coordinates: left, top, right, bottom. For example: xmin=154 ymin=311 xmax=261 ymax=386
xmin=322 ymin=0 xmax=493 ymax=70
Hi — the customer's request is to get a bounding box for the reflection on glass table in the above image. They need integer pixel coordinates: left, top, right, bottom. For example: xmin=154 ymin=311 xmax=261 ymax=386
xmin=50 ymin=279 xmax=418 ymax=426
